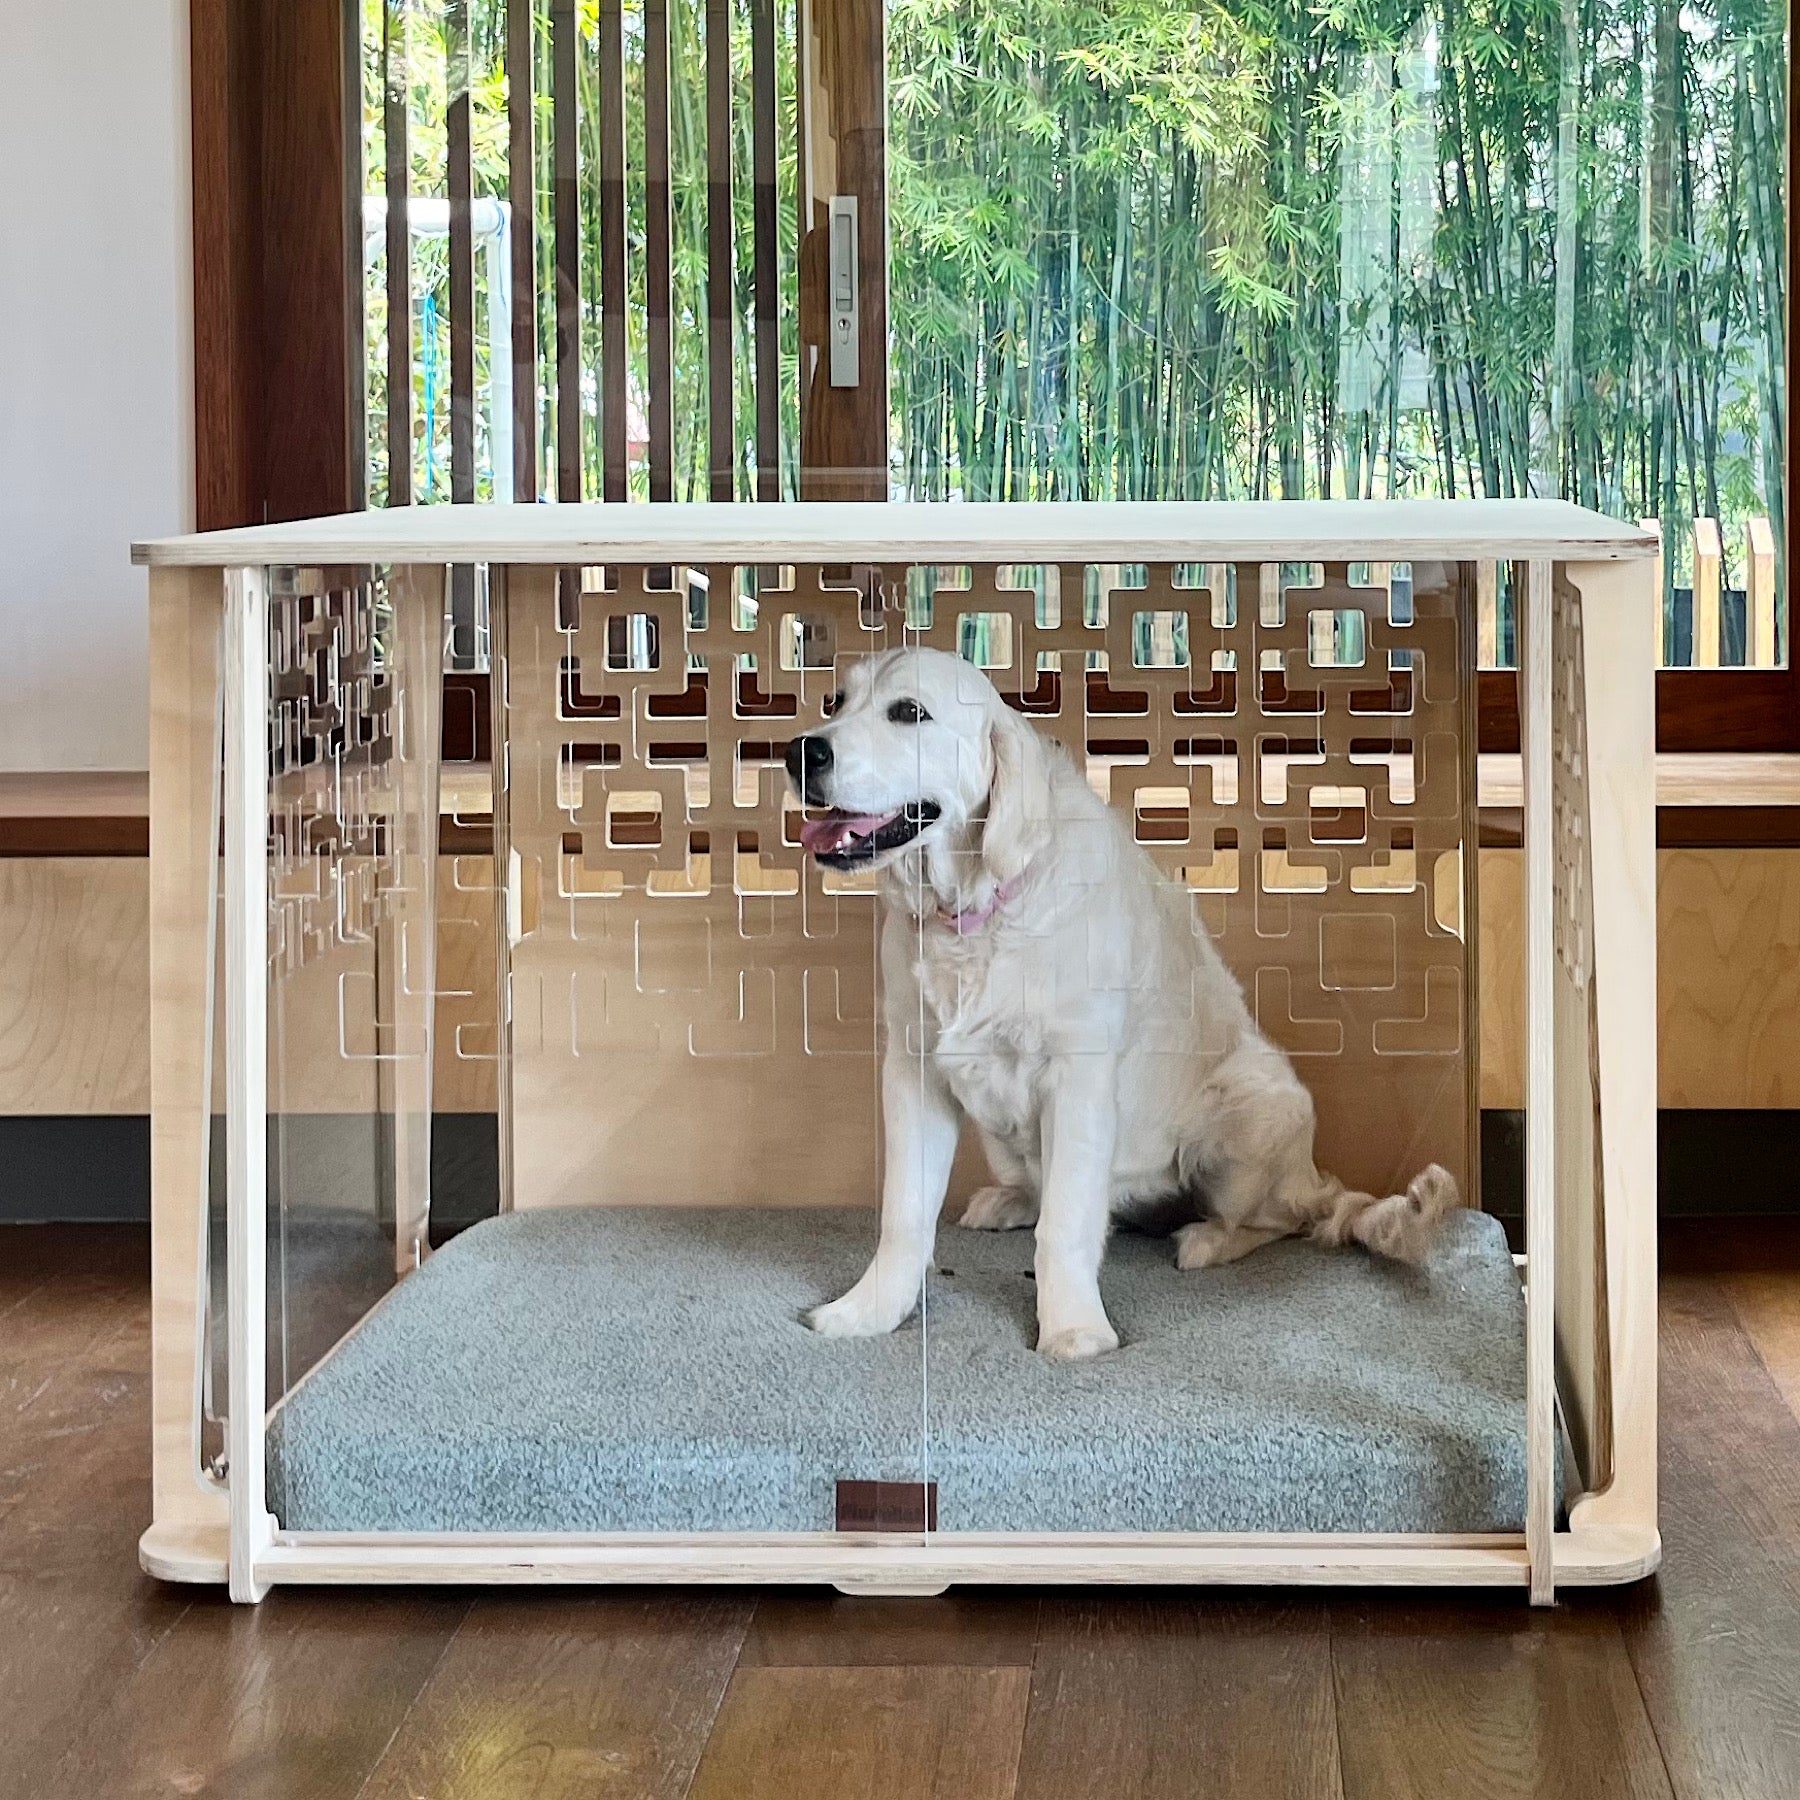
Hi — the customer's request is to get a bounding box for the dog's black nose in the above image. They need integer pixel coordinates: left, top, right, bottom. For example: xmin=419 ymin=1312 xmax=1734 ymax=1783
xmin=785 ymin=734 xmax=832 ymax=789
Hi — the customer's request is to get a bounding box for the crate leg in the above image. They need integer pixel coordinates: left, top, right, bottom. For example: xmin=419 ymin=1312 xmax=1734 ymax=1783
xmin=143 ymin=566 xmax=231 ymax=1585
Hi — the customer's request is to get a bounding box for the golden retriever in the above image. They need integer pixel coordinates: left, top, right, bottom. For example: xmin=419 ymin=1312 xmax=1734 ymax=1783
xmin=784 ymin=647 xmax=1456 ymax=1361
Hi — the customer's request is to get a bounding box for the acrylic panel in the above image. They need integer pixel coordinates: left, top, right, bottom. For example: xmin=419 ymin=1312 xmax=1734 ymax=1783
xmin=500 ymin=555 xmax=1476 ymax=1214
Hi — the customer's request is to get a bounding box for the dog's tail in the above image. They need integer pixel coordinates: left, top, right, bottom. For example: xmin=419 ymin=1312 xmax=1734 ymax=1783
xmin=1301 ymin=1162 xmax=1460 ymax=1266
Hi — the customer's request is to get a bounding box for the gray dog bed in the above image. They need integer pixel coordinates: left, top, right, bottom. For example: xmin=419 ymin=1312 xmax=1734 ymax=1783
xmin=266 ymin=1204 xmax=1534 ymax=1535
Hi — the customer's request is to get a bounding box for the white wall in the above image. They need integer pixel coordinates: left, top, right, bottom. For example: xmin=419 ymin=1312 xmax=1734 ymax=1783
xmin=0 ymin=0 xmax=192 ymax=771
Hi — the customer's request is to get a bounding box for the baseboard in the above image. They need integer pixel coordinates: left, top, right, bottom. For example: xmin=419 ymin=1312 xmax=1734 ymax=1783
xmin=0 ymin=1116 xmax=152 ymax=1222
xmin=3 ymin=1110 xmax=1796 ymax=1225
xmin=0 ymin=1114 xmax=501 ymax=1228
xmin=1481 ymin=1109 xmax=1800 ymax=1218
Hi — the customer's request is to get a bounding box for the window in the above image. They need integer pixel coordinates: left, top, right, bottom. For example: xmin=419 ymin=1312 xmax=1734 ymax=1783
xmin=357 ymin=0 xmax=804 ymax=509
xmin=196 ymin=0 xmax=1793 ymax=741
xmin=886 ymin=0 xmax=1789 ymax=674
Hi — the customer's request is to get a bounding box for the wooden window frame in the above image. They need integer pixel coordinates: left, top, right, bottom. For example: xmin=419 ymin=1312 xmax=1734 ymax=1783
xmin=189 ymin=0 xmax=1796 ymax=755
xmin=191 ymin=0 xmax=363 ymax=531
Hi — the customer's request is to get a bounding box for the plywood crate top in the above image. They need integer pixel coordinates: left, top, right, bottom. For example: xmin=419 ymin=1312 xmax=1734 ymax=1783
xmin=133 ymin=499 xmax=1659 ymax=569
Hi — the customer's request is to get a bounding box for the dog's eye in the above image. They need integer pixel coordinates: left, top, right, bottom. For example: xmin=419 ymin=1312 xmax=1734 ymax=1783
xmin=886 ymin=698 xmax=930 ymax=724
xmin=822 ymin=691 xmax=844 ymax=717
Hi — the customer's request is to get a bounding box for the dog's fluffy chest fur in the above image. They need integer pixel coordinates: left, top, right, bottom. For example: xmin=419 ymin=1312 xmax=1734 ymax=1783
xmin=868 ymin=706 xmax=1279 ymax=1204
xmin=882 ymin=859 xmax=1256 ymax=1199
xmin=914 ymin=937 xmax=1052 ymax=1143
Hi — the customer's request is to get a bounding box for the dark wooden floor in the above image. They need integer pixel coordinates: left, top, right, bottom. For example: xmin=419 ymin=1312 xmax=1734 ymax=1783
xmin=4 ymin=1222 xmax=1800 ymax=1800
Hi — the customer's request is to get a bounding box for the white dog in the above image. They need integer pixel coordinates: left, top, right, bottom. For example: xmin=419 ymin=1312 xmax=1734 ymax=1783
xmin=784 ymin=647 xmax=1456 ymax=1361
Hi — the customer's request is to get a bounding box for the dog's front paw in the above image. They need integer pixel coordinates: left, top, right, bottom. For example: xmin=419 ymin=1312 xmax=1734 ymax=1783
xmin=806 ymin=1292 xmax=905 ymax=1338
xmin=959 ymin=1184 xmax=1037 ymax=1231
xmin=1036 ymin=1320 xmax=1120 ymax=1362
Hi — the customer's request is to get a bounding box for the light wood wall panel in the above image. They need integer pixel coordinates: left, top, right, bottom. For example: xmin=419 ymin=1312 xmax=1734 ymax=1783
xmin=1656 ymin=850 xmax=1800 ymax=1108
xmin=1478 ymin=848 xmax=1524 ymax=1110
xmin=0 ymin=858 xmax=150 ymax=1113
xmin=434 ymin=856 xmax=501 ymax=1112
xmin=8 ymin=847 xmax=1800 ymax=1118
xmin=1477 ymin=846 xmax=1800 ymax=1110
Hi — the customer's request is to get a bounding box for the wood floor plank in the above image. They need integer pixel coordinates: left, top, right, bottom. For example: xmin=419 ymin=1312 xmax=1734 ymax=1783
xmin=0 ymin=1268 xmax=200 ymax=1796
xmin=9 ymin=1221 xmax=1800 ymax=1798
xmin=741 ymin=1589 xmax=1041 ymax=1666
xmin=0 ymin=1231 xmax=468 ymax=1800
xmin=1617 ymin=1275 xmax=1800 ymax=1800
xmin=0 ymin=1236 xmax=144 ymax=1369
xmin=1331 ymin=1597 xmax=1672 ymax=1800
xmin=1656 ymin=1276 xmax=1800 ymax=1572
xmin=0 ymin=1247 xmax=147 ymax=1476
xmin=1660 ymin=1218 xmax=1800 ymax=1277
xmin=1012 ymin=1596 xmax=1342 ymax=1800
xmin=0 ymin=1313 xmax=152 ymax=1527
xmin=0 ymin=1569 xmax=193 ymax=1797
xmin=0 ymin=1253 xmax=162 ymax=1575
xmin=0 ymin=1275 xmax=47 ymax=1326
xmin=1721 ymin=1270 xmax=1800 ymax=1428
xmin=688 ymin=1665 xmax=1029 ymax=1800
xmin=356 ymin=1592 xmax=753 ymax=1800
xmin=39 ymin=1589 xmax=470 ymax=1800
xmin=0 ymin=1222 xmax=147 ymax=1292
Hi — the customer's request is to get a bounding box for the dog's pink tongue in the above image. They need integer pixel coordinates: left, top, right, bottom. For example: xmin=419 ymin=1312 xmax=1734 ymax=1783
xmin=798 ymin=810 xmax=891 ymax=855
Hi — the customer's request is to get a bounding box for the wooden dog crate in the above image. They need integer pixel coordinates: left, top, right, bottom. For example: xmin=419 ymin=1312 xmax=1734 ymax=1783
xmin=134 ymin=500 xmax=1658 ymax=1602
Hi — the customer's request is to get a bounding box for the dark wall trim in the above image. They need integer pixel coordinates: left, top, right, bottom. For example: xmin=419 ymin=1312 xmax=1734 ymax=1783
xmin=0 ymin=1119 xmax=152 ymax=1223
xmin=1481 ymin=664 xmax=1800 ymax=758
xmin=6 ymin=807 xmax=1795 ymax=859
xmin=1477 ymin=809 xmax=1800 ymax=850
xmin=0 ymin=818 xmax=150 ymax=857
xmin=1482 ymin=1109 xmax=1800 ymax=1218
xmin=7 ymin=1112 xmax=1798 ymax=1225
xmin=0 ymin=1115 xmax=500 ymax=1230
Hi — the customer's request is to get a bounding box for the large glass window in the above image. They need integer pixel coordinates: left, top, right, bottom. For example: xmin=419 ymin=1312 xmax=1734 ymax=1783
xmin=355 ymin=0 xmax=1789 ymax=669
xmin=887 ymin=0 xmax=1789 ymax=667
xmin=358 ymin=0 xmax=803 ymax=510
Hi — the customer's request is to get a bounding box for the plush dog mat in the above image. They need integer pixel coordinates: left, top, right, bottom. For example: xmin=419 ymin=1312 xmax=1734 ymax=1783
xmin=267 ymin=1204 xmax=1537 ymax=1535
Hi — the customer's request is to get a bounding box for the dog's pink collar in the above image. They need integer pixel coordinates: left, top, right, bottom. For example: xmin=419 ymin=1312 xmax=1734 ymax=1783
xmin=938 ymin=874 xmax=1023 ymax=936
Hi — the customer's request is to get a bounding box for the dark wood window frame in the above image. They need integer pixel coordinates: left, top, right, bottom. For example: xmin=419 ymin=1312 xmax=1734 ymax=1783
xmin=190 ymin=0 xmax=1798 ymax=755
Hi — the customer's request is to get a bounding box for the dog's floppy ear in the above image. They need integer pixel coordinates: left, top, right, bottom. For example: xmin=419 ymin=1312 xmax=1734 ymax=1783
xmin=979 ymin=699 xmax=1053 ymax=885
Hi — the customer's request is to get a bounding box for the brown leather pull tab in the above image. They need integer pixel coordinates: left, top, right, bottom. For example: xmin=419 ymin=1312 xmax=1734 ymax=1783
xmin=835 ymin=1480 xmax=938 ymax=1533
